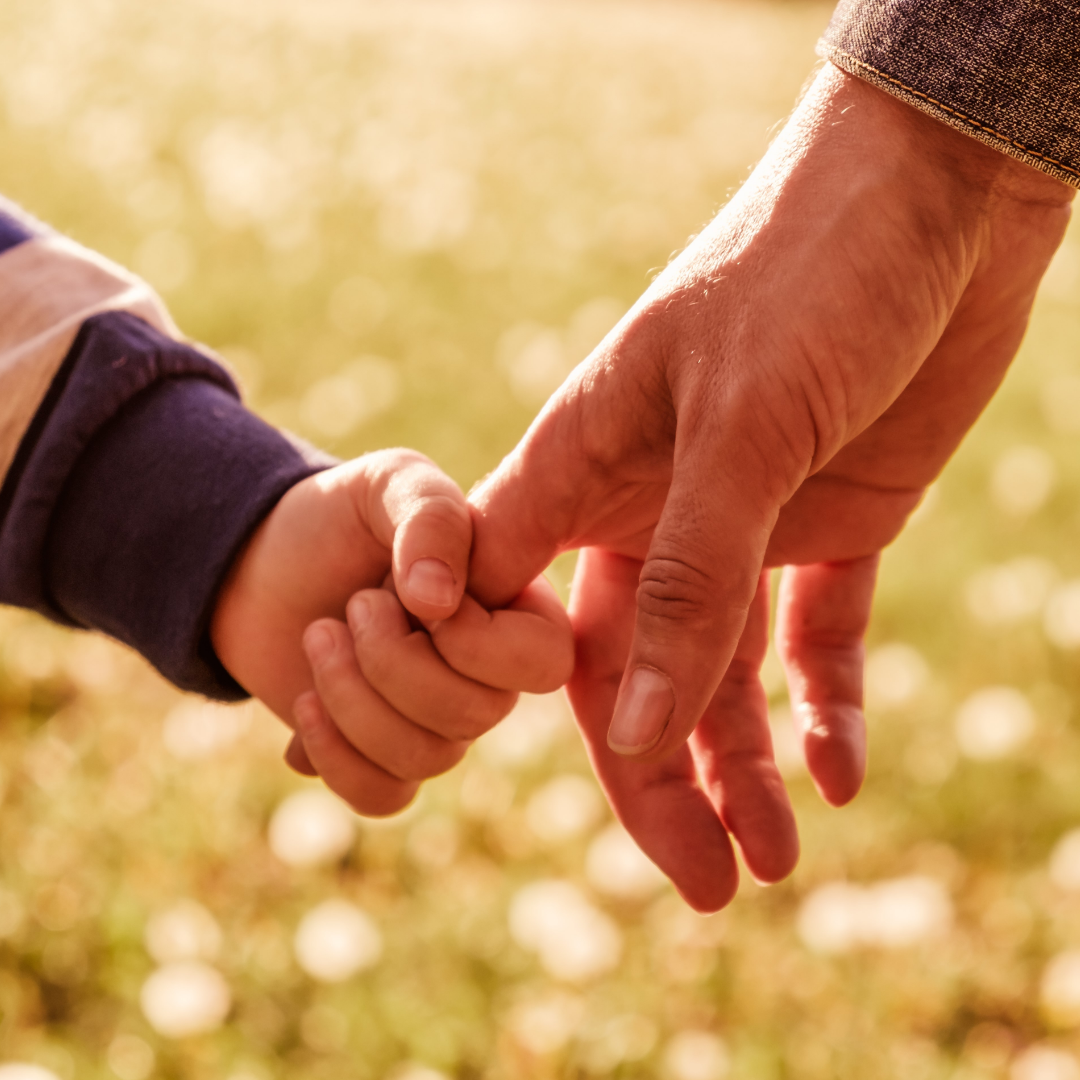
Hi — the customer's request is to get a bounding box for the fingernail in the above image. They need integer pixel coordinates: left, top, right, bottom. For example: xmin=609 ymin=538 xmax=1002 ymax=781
xmin=303 ymin=624 xmax=335 ymax=665
xmin=608 ymin=667 xmax=675 ymax=755
xmin=346 ymin=594 xmax=372 ymax=636
xmin=405 ymin=558 xmax=456 ymax=608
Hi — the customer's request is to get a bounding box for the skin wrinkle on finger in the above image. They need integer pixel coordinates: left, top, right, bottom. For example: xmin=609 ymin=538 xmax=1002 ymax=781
xmin=612 ymin=435 xmax=782 ymax=759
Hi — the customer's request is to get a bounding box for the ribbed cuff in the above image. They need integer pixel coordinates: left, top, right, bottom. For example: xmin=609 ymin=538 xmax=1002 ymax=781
xmin=819 ymin=0 xmax=1080 ymax=188
xmin=0 ymin=311 xmax=333 ymax=698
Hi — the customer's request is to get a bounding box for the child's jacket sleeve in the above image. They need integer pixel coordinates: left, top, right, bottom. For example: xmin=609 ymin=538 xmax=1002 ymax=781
xmin=0 ymin=198 xmax=331 ymax=700
xmin=819 ymin=0 xmax=1080 ymax=188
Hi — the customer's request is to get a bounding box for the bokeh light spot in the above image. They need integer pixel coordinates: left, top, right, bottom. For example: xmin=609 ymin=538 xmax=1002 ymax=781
xmin=662 ymin=1031 xmax=730 ymax=1080
xmin=955 ymin=687 xmax=1034 ymax=760
xmin=585 ymin=823 xmax=667 ymax=901
xmin=268 ymin=789 xmax=356 ymax=869
xmin=294 ymin=900 xmax=382 ymax=983
xmin=140 ymin=961 xmax=232 ymax=1038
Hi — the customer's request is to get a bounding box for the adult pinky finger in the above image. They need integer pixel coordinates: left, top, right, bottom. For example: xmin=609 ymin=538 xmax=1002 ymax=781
xmin=293 ymin=691 xmax=419 ymax=817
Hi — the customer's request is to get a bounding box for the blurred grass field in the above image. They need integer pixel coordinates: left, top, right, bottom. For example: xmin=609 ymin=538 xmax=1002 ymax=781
xmin=2 ymin=1 xmax=1080 ymax=1078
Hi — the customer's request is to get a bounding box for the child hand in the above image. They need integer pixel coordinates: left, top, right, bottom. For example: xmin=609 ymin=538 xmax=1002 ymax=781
xmin=210 ymin=449 xmax=473 ymax=731
xmin=292 ymin=574 xmax=573 ymax=815
xmin=209 ymin=448 xmax=574 ymax=815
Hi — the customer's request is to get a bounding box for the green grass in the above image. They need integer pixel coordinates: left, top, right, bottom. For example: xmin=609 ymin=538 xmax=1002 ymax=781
xmin=1 ymin=1 xmax=1079 ymax=1078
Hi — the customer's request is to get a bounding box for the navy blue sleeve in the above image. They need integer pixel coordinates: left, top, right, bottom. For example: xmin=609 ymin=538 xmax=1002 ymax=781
xmin=0 ymin=311 xmax=334 ymax=699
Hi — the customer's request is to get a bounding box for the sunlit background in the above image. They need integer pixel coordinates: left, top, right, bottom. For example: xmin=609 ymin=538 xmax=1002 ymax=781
xmin=1 ymin=0 xmax=1080 ymax=1077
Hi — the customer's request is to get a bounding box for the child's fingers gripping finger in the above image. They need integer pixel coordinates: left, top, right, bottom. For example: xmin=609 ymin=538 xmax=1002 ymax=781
xmin=293 ymin=692 xmax=418 ymax=816
xmin=303 ymin=619 xmax=469 ymax=781
xmin=347 ymin=591 xmax=518 ymax=741
xmin=362 ymin=449 xmax=472 ymax=624
xmin=429 ymin=576 xmax=575 ymax=694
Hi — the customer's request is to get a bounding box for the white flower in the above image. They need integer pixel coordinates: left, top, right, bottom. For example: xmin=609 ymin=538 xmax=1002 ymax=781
xmin=1012 ymin=1045 xmax=1080 ymax=1080
xmin=955 ymin=687 xmax=1034 ymax=760
xmin=663 ymin=1031 xmax=730 ymax=1080
xmin=406 ymin=815 xmax=459 ymax=870
xmin=268 ymin=790 xmax=355 ymax=868
xmin=1043 ymin=372 xmax=1080 ymax=431
xmin=0 ymin=1067 xmax=63 ymax=1080
xmin=582 ymin=1014 xmax=658 ymax=1071
xmin=458 ymin=767 xmax=515 ymax=822
xmin=162 ymin=701 xmax=251 ymax=760
xmin=585 ymin=824 xmax=667 ymax=900
xmin=300 ymin=357 xmax=399 ymax=439
xmin=797 ymin=877 xmax=951 ymax=954
xmin=865 ymin=644 xmax=928 ymax=710
xmin=966 ymin=557 xmax=1058 ymax=626
xmin=139 ymin=961 xmax=231 ymax=1037
xmin=0 ymin=888 xmax=25 ymax=938
xmin=991 ymin=446 xmax=1056 ymax=517
xmin=106 ymin=1035 xmax=155 ymax=1080
xmin=506 ymin=991 xmax=584 ymax=1054
xmin=796 ymin=882 xmax=866 ymax=954
xmin=497 ymin=324 xmax=570 ymax=406
xmin=294 ymin=900 xmax=382 ymax=983
xmin=862 ymin=877 xmax=953 ymax=948
xmin=526 ymin=774 xmax=603 ymax=844
xmin=1051 ymin=829 xmax=1080 ymax=891
xmin=145 ymin=900 xmax=222 ymax=963
xmin=1045 ymin=581 xmax=1080 ymax=649
xmin=509 ymin=880 xmax=622 ymax=982
xmin=1041 ymin=951 xmax=1080 ymax=1024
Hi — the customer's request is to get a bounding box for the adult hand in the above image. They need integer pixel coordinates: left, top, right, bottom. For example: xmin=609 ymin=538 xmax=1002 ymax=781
xmin=468 ymin=63 xmax=1075 ymax=909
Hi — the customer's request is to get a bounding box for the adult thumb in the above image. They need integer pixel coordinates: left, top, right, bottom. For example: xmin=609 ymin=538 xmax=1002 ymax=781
xmin=605 ymin=446 xmax=778 ymax=759
xmin=467 ymin=405 xmax=592 ymax=608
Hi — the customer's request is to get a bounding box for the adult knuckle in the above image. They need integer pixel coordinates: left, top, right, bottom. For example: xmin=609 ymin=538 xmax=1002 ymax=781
xmin=636 ymin=556 xmax=718 ymax=628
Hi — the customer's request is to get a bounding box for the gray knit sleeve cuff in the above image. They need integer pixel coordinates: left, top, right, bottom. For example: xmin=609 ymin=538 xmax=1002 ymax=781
xmin=818 ymin=0 xmax=1080 ymax=188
